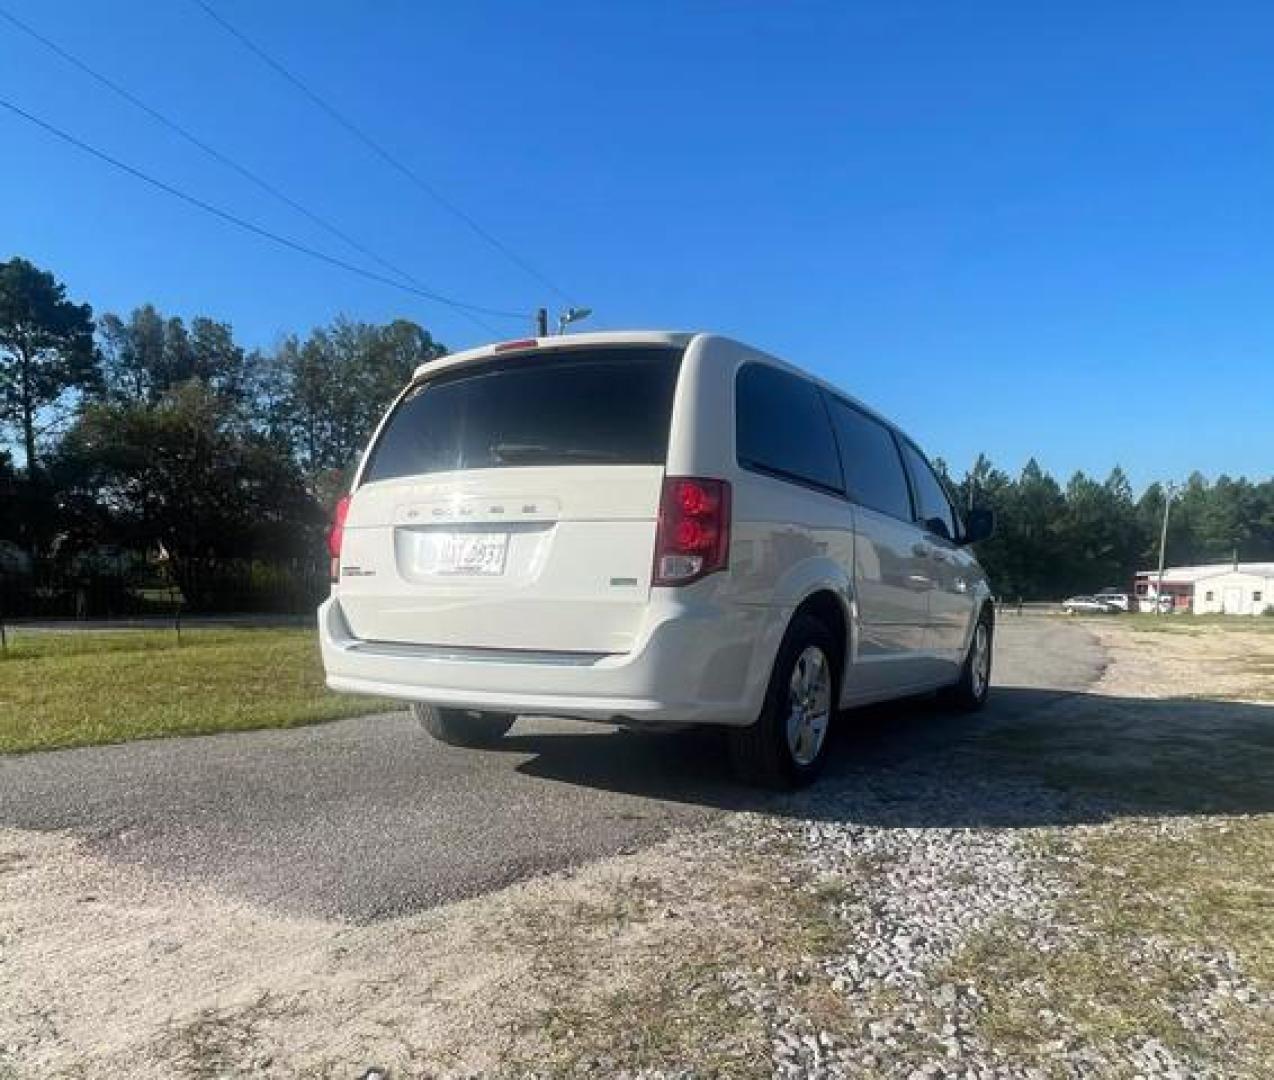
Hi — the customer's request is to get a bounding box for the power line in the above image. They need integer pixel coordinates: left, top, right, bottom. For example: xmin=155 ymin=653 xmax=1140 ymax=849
xmin=0 ymin=4 xmax=505 ymax=336
xmin=192 ymin=0 xmax=576 ymax=306
xmin=0 ymin=96 xmax=528 ymax=322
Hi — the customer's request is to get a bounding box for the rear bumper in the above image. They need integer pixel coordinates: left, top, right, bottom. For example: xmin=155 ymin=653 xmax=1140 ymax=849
xmin=317 ymin=595 xmax=767 ymax=726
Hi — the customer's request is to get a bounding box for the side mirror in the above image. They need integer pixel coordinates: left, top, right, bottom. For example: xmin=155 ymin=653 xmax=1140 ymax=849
xmin=961 ymin=507 xmax=994 ymax=546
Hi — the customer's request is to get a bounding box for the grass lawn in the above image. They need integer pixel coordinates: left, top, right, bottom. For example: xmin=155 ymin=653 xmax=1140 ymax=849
xmin=0 ymin=628 xmax=385 ymax=754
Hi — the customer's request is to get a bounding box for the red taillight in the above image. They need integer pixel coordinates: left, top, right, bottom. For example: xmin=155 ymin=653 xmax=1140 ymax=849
xmin=653 ymin=477 xmax=730 ymax=586
xmin=493 ymin=338 xmax=539 ymax=352
xmin=327 ymin=494 xmax=350 ymax=582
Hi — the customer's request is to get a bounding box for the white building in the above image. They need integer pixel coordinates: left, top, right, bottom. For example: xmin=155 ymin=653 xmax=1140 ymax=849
xmin=1134 ymin=562 xmax=1274 ymax=616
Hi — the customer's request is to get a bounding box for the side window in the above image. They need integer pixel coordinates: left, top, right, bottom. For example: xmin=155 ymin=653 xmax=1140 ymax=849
xmin=825 ymin=398 xmax=913 ymax=521
xmin=900 ymin=440 xmax=958 ymax=541
xmin=735 ymin=364 xmax=843 ymax=492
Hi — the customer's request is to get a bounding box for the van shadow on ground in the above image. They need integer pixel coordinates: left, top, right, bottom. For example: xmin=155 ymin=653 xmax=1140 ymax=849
xmin=497 ymin=687 xmax=1274 ymax=827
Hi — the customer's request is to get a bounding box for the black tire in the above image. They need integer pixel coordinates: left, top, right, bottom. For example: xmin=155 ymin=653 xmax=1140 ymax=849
xmin=939 ymin=607 xmax=993 ymax=712
xmin=728 ymin=614 xmax=840 ymax=789
xmin=413 ymin=703 xmax=515 ymax=748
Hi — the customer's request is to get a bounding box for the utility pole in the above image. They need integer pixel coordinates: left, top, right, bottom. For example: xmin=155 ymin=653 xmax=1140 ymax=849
xmin=534 ymin=308 xmax=548 ymax=337
xmin=1154 ymin=481 xmax=1178 ymax=615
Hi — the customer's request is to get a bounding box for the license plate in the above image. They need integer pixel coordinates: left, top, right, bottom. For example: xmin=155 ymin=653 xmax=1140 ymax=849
xmin=431 ymin=532 xmax=508 ymax=575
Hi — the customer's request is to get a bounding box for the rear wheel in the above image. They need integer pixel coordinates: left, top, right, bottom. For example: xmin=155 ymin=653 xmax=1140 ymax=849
xmin=729 ymin=614 xmax=839 ymax=789
xmin=940 ymin=609 xmax=993 ymax=712
xmin=413 ymin=704 xmax=515 ymax=748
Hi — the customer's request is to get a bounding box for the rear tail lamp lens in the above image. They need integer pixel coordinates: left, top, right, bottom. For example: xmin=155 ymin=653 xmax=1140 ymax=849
xmin=653 ymin=477 xmax=731 ymax=586
xmin=328 ymin=494 xmax=351 ymax=583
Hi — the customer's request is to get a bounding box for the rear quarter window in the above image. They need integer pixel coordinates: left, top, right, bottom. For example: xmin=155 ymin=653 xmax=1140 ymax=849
xmin=362 ymin=346 xmax=683 ymax=482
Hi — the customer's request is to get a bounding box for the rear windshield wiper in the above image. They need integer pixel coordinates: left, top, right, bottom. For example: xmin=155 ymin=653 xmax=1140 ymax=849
xmin=489 ymin=442 xmax=625 ymax=463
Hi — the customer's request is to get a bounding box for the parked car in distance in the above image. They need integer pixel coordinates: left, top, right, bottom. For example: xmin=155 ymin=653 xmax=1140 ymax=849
xmin=319 ymin=331 xmax=995 ymax=788
xmin=1094 ymin=590 xmax=1132 ymax=611
xmin=1062 ymin=595 xmax=1121 ymax=615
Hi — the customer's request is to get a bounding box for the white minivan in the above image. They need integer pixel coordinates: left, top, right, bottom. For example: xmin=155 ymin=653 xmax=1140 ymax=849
xmin=319 ymin=332 xmax=994 ymax=787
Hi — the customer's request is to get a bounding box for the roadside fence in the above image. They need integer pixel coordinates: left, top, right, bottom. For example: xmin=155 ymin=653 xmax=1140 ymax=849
xmin=0 ymin=552 xmax=328 ymax=628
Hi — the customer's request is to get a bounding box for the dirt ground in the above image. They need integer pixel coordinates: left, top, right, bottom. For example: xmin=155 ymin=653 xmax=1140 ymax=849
xmin=2 ymin=621 xmax=1271 ymax=1078
xmin=1088 ymin=621 xmax=1274 ymax=703
xmin=0 ymin=825 xmax=761 ymax=1076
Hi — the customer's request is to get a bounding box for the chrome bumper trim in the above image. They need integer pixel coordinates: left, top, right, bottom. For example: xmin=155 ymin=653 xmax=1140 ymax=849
xmin=345 ymin=640 xmax=612 ymax=667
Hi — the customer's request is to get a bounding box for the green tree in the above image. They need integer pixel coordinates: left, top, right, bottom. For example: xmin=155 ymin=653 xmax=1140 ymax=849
xmin=1197 ymin=475 xmax=1262 ymax=562
xmin=1057 ymin=469 xmax=1142 ymax=593
xmin=1251 ymin=479 xmax=1274 ymax=560
xmin=98 ymin=305 xmax=252 ymax=407
xmin=272 ymin=316 xmax=445 ymax=502
xmin=1003 ymin=459 xmax=1069 ymax=598
xmin=954 ymin=454 xmax=1016 ymax=594
xmin=0 ymin=257 xmax=98 ymax=475
xmin=1171 ymin=472 xmax=1213 ymax=564
xmin=1101 ymin=465 xmax=1145 ymax=582
xmin=56 ymin=380 xmax=319 ymax=607
xmin=0 ymin=448 xmax=16 ymax=543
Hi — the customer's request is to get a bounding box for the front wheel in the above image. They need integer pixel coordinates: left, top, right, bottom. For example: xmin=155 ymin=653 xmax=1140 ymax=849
xmin=940 ymin=610 xmax=993 ymax=712
xmin=413 ymin=704 xmax=515 ymax=748
xmin=728 ymin=614 xmax=839 ymax=789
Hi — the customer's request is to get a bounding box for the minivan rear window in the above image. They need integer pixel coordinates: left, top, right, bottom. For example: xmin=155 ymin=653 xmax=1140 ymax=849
xmin=361 ymin=346 xmax=683 ymax=482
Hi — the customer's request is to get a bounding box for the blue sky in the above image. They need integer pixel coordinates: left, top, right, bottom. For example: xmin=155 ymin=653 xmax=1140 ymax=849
xmin=3 ymin=1 xmax=1272 ymax=490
